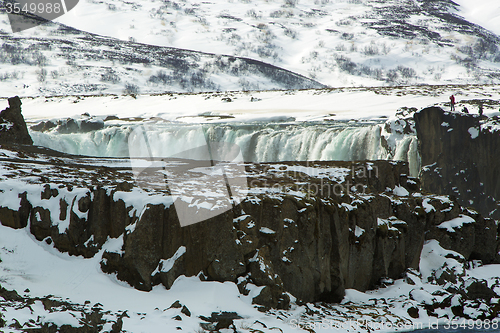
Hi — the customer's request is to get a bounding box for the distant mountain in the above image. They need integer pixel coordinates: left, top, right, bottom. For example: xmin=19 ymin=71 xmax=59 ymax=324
xmin=1 ymin=0 xmax=500 ymax=96
xmin=41 ymin=0 xmax=500 ymax=87
xmin=0 ymin=8 xmax=324 ymax=97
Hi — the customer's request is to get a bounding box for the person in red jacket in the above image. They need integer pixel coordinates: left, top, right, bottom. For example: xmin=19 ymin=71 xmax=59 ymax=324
xmin=450 ymin=95 xmax=456 ymax=111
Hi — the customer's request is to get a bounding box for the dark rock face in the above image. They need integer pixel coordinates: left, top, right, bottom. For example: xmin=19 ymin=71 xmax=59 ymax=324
xmin=0 ymin=96 xmax=33 ymax=145
xmin=14 ymin=182 xmax=479 ymax=309
xmin=0 ymin=144 xmax=491 ymax=309
xmin=415 ymin=107 xmax=500 ymax=221
xmin=464 ymin=279 xmax=498 ymax=302
xmin=424 ymin=197 xmax=498 ymax=264
xmin=30 ymin=117 xmax=105 ymax=134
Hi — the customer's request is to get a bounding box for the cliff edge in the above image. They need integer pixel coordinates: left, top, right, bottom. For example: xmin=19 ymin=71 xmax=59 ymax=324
xmin=415 ymin=107 xmax=500 ymax=221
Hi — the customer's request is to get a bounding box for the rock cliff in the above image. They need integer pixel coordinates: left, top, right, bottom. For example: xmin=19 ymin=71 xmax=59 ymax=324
xmin=415 ymin=107 xmax=500 ymax=221
xmin=1 ymin=100 xmax=499 ymax=313
xmin=0 ymin=96 xmax=33 ymax=145
xmin=0 ymin=143 xmax=496 ymax=310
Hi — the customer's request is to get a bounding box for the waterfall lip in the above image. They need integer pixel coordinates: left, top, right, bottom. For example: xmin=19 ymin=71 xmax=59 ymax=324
xmin=29 ymin=117 xmax=389 ymax=136
xmin=29 ymin=115 xmax=419 ymax=175
xmin=128 ymin=124 xmax=249 ymax=227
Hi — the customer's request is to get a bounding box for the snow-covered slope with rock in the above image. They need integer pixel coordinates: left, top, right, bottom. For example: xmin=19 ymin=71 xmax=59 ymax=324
xmin=1 ymin=0 xmax=500 ymax=96
xmin=1 ymin=1 xmax=500 ymax=331
xmin=47 ymin=0 xmax=500 ymax=87
xmin=0 ymin=5 xmax=324 ymax=97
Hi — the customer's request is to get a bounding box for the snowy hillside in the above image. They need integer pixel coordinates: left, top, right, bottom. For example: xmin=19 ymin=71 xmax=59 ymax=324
xmin=1 ymin=0 xmax=500 ymax=96
xmin=45 ymin=0 xmax=500 ymax=87
xmin=454 ymin=0 xmax=500 ymax=36
xmin=0 ymin=7 xmax=323 ymax=97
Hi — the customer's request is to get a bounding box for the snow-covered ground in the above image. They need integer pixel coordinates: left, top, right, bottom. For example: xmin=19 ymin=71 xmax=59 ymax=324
xmin=1 ymin=211 xmax=500 ymax=332
xmin=0 ymin=225 xmax=280 ymax=333
xmin=7 ymin=85 xmax=500 ymax=123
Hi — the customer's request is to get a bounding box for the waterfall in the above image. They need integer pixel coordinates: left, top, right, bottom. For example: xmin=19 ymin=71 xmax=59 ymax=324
xmin=30 ymin=121 xmax=420 ymax=176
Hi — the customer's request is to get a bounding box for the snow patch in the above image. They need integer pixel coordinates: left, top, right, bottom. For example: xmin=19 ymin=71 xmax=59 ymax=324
xmin=437 ymin=214 xmax=476 ymax=232
xmin=393 ymin=185 xmax=409 ymax=196
xmin=152 ymin=246 xmax=187 ymax=275
xmin=259 ymin=227 xmax=275 ymax=235
xmin=354 ymin=225 xmax=365 ymax=238
xmin=468 ymin=127 xmax=479 ymax=139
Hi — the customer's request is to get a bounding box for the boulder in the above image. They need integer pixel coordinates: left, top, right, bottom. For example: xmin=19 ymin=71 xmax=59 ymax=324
xmin=464 ymin=279 xmax=498 ymax=301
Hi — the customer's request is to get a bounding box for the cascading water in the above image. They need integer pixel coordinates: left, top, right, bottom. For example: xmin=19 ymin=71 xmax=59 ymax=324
xmin=30 ymin=120 xmax=420 ymax=177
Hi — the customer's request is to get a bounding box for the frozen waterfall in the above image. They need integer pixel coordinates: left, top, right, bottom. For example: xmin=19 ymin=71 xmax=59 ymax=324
xmin=30 ymin=120 xmax=420 ymax=177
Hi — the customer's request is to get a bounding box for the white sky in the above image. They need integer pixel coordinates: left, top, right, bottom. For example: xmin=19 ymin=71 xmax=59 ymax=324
xmin=454 ymin=0 xmax=500 ymax=35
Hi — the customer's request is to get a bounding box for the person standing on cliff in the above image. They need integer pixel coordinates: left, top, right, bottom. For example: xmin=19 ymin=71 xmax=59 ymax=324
xmin=450 ymin=95 xmax=456 ymax=112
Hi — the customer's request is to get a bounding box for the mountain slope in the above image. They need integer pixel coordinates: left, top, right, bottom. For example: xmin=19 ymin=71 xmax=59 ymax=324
xmin=454 ymin=0 xmax=500 ymax=36
xmin=0 ymin=8 xmax=324 ymax=97
xmin=1 ymin=0 xmax=500 ymax=96
xmin=43 ymin=0 xmax=500 ymax=87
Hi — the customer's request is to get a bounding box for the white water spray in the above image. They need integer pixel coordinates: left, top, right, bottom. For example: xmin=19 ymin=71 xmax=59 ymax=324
xmin=30 ymin=121 xmax=420 ymax=176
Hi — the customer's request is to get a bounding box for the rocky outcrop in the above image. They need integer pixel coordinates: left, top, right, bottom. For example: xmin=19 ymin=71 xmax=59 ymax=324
xmin=414 ymin=107 xmax=500 ymax=264
xmin=0 ymin=96 xmax=33 ymax=145
xmin=30 ymin=117 xmax=105 ymax=134
xmin=0 ymin=283 xmax=126 ymax=332
xmin=0 ymin=143 xmax=496 ymax=310
xmin=415 ymin=107 xmax=500 ymax=221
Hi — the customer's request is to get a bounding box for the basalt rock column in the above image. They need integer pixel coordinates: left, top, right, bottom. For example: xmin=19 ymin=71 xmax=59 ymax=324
xmin=0 ymin=96 xmax=33 ymax=145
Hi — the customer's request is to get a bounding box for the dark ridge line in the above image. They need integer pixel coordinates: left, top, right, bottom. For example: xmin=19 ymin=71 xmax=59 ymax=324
xmin=2 ymin=83 xmax=500 ymax=100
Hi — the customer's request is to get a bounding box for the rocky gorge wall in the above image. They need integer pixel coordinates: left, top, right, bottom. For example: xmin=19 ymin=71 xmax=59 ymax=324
xmin=415 ymin=107 xmax=500 ymax=221
xmin=0 ymin=98 xmax=499 ymax=313
xmin=0 ymin=143 xmax=497 ymax=310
